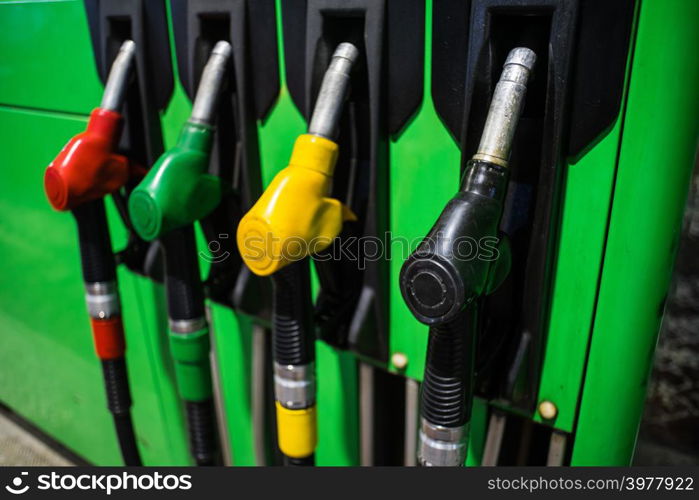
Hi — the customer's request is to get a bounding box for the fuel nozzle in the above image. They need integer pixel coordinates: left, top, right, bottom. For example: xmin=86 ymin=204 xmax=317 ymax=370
xmin=126 ymin=41 xmax=232 ymax=466
xmin=399 ymin=48 xmax=535 ymax=466
xmin=128 ymin=41 xmax=232 ymax=241
xmin=400 ymin=47 xmax=535 ymax=325
xmin=236 ymin=42 xmax=359 ymax=466
xmin=236 ymin=42 xmax=359 ymax=276
xmin=44 ymin=40 xmax=136 ymax=211
xmin=42 ymin=40 xmax=143 ymax=465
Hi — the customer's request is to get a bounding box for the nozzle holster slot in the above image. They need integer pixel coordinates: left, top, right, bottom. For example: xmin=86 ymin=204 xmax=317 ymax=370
xmin=431 ymin=0 xmax=635 ymax=411
xmin=282 ymin=0 xmax=425 ymax=361
xmin=170 ymin=0 xmax=280 ymax=319
xmin=84 ymin=0 xmax=174 ymax=279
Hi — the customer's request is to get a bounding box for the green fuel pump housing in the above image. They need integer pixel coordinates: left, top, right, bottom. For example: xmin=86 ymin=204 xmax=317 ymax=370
xmin=128 ymin=122 xmax=220 ymax=241
xmin=0 ymin=0 xmax=697 ymax=468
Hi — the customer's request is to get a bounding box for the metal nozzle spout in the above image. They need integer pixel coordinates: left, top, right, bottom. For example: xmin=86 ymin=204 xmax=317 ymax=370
xmin=307 ymin=42 xmax=360 ymax=140
xmin=472 ymin=47 xmax=536 ymax=167
xmin=100 ymin=40 xmax=136 ymax=112
xmin=190 ymin=41 xmax=233 ymax=126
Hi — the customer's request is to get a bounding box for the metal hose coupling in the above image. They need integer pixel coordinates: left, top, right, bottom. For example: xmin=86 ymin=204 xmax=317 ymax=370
xmin=419 ymin=419 xmax=470 ymax=467
xmin=274 ymin=362 xmax=316 ymax=410
xmin=85 ymin=281 xmax=120 ymax=319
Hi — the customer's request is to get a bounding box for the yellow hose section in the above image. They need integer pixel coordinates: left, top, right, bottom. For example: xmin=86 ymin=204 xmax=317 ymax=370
xmin=275 ymin=401 xmax=318 ymax=459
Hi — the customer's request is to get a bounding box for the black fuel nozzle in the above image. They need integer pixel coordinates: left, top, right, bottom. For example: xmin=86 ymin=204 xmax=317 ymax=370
xmin=399 ymin=47 xmax=535 ymax=466
xmin=399 ymin=158 xmax=510 ymax=325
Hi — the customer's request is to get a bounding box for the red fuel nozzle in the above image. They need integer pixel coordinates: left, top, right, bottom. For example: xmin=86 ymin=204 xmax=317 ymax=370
xmin=44 ymin=108 xmax=129 ymax=211
xmin=43 ymin=39 xmax=137 ymax=211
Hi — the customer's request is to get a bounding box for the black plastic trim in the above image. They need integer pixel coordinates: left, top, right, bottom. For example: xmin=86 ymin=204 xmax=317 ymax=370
xmin=84 ymin=0 xmax=173 ymax=278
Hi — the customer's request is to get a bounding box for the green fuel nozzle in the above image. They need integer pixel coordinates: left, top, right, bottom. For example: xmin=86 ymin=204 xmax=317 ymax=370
xmin=127 ymin=41 xmax=232 ymax=466
xmin=128 ymin=41 xmax=232 ymax=241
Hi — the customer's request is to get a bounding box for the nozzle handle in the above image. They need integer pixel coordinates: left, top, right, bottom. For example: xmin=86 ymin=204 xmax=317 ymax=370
xmin=308 ymin=43 xmax=359 ymax=140
xmin=399 ymin=48 xmax=535 ymax=325
xmin=101 ymin=40 xmax=136 ymax=112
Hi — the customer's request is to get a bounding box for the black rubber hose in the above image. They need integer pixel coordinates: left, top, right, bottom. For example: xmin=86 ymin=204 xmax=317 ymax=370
xmin=185 ymin=400 xmax=219 ymax=466
xmin=160 ymin=225 xmax=218 ymax=465
xmin=284 ymin=454 xmax=315 ymax=466
xmin=102 ymin=358 xmax=142 ymax=466
xmin=72 ymin=199 xmax=116 ymax=283
xmin=421 ymin=307 xmax=477 ymax=428
xmin=161 ymin=225 xmax=206 ymax=320
xmin=73 ymin=201 xmax=141 ymax=465
xmin=271 ymin=260 xmax=314 ymax=366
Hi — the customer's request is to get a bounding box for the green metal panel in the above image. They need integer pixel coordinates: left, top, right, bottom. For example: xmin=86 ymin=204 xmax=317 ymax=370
xmin=572 ymin=0 xmax=699 ymax=465
xmin=0 ymin=0 xmax=196 ymax=465
xmin=315 ymin=343 xmax=359 ymax=465
xmin=465 ymin=397 xmax=487 ymax=466
xmin=209 ymin=305 xmax=258 ymax=465
xmin=116 ymin=271 xmax=190 ymax=465
xmin=257 ymin=0 xmax=307 ymax=185
xmin=533 ymin=4 xmax=640 ymax=432
xmin=0 ymin=109 xmax=115 ymax=464
xmin=388 ymin=0 xmax=461 ymax=383
xmin=0 ymin=107 xmax=189 ymax=465
xmin=1 ymin=0 xmax=692 ymax=468
xmin=0 ymin=0 xmax=102 ymax=114
xmin=533 ymin=130 xmax=627 ymax=432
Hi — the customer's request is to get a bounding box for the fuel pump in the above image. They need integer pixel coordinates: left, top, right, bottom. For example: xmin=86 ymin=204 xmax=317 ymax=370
xmin=237 ymin=43 xmax=359 ymax=465
xmin=399 ymin=48 xmax=535 ymax=466
xmin=43 ymin=40 xmax=142 ymax=466
xmin=127 ymin=41 xmax=232 ymax=466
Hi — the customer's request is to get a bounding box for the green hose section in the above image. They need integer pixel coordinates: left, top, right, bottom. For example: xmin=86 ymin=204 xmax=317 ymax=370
xmin=168 ymin=326 xmax=214 ymax=402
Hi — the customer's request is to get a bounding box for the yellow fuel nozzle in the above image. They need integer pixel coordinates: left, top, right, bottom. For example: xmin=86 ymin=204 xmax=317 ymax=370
xmin=237 ymin=43 xmax=359 ymax=276
xmin=237 ymin=133 xmax=356 ymax=276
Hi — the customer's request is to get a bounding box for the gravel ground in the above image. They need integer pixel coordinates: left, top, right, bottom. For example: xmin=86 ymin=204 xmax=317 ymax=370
xmin=0 ymin=408 xmax=75 ymax=466
xmin=634 ymin=163 xmax=699 ymax=465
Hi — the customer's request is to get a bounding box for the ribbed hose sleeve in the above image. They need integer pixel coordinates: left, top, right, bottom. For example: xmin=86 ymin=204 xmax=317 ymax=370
xmin=185 ymin=400 xmax=218 ymax=466
xmin=421 ymin=307 xmax=477 ymax=428
xmin=271 ymin=260 xmax=314 ymax=366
